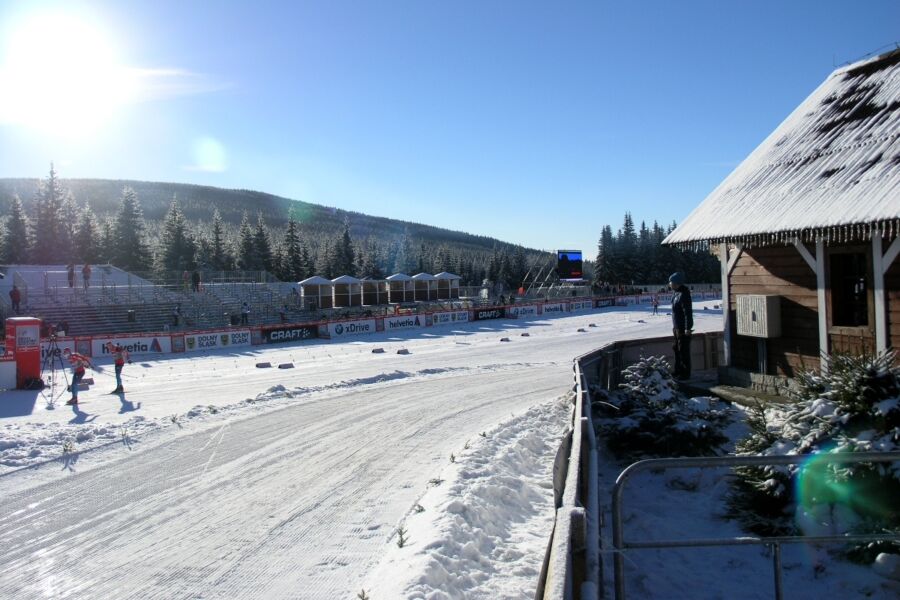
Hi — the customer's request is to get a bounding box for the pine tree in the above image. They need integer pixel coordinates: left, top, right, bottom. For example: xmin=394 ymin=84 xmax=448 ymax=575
xmin=98 ymin=218 xmax=115 ymax=264
xmin=32 ymin=164 xmax=68 ymax=263
xmin=333 ymin=219 xmax=355 ymax=276
xmin=253 ymin=213 xmax=273 ymax=272
xmin=282 ymin=216 xmax=304 ymax=281
xmin=159 ymin=197 xmax=196 ymax=271
xmin=74 ymin=206 xmax=100 ymax=263
xmin=299 ymin=242 xmax=314 ymax=280
xmin=210 ymin=209 xmax=228 ymax=270
xmin=113 ymin=187 xmax=151 ymax=270
xmin=2 ymin=195 xmax=31 ymax=263
xmin=237 ymin=213 xmax=256 ymax=270
xmin=59 ymin=192 xmax=79 ymax=259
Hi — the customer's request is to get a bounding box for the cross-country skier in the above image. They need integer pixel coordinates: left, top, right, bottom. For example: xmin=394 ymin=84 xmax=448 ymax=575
xmin=106 ymin=341 xmax=131 ymax=393
xmin=63 ymin=348 xmax=93 ymax=405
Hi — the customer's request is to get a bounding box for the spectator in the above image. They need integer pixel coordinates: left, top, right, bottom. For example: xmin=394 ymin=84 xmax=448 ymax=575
xmin=67 ymin=263 xmax=76 ymax=288
xmin=182 ymin=270 xmax=190 ymax=292
xmin=82 ymin=263 xmax=92 ymax=290
xmin=172 ymin=303 xmax=181 ymax=327
xmin=290 ymin=287 xmax=300 ymax=305
xmin=240 ymin=302 xmax=250 ymax=325
xmin=279 ymin=304 xmax=287 ymax=323
xmin=191 ymin=269 xmax=201 ymax=293
xmin=8 ymin=285 xmax=21 ymax=315
xmin=669 ymin=272 xmax=693 ymax=380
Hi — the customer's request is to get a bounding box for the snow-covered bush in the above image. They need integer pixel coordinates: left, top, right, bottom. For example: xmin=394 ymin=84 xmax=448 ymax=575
xmin=594 ymin=355 xmax=732 ymax=459
xmin=728 ymin=351 xmax=900 ymax=562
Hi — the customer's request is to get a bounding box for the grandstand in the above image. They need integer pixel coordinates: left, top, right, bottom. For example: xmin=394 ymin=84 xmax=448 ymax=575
xmin=0 ymin=265 xmax=476 ymax=336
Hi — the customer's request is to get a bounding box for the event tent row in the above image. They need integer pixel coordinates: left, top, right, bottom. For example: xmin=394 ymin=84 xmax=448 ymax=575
xmin=298 ymin=272 xmax=461 ymax=309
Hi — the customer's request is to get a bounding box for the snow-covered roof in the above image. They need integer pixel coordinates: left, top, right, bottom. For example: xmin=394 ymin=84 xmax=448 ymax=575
xmin=299 ymin=276 xmax=333 ymax=286
xmin=411 ymin=273 xmax=436 ymax=281
xmin=331 ymin=275 xmax=361 ymax=284
xmin=386 ymin=273 xmax=412 ymax=281
xmin=434 ymin=272 xmax=461 ymax=280
xmin=664 ymin=48 xmax=900 ymax=248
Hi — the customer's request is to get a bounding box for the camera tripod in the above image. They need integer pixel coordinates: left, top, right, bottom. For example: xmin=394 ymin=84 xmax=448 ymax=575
xmin=40 ymin=336 xmax=70 ymax=405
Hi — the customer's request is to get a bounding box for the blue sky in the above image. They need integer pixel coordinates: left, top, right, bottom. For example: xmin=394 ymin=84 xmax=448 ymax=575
xmin=0 ymin=0 xmax=896 ymax=258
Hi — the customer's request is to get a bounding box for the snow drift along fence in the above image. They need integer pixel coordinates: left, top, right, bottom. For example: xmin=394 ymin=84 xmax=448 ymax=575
xmin=537 ymin=332 xmax=724 ymax=599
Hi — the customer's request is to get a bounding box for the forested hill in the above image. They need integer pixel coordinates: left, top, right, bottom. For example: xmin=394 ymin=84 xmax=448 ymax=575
xmin=0 ymin=177 xmax=531 ymax=256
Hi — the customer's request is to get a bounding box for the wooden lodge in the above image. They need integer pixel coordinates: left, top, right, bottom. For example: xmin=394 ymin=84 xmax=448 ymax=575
xmin=664 ymin=48 xmax=900 ymax=387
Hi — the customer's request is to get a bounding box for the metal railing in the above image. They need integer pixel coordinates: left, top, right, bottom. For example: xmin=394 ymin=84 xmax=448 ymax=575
xmin=612 ymin=453 xmax=900 ymax=600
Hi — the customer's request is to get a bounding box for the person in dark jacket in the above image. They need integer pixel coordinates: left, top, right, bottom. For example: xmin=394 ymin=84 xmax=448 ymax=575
xmin=8 ymin=285 xmax=21 ymax=315
xmin=669 ymin=272 xmax=693 ymax=379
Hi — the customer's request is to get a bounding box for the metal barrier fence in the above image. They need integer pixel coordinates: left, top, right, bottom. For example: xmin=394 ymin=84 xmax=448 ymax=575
xmin=612 ymin=453 xmax=900 ymax=600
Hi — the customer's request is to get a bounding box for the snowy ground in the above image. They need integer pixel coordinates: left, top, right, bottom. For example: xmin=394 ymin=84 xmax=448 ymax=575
xmin=1 ymin=303 xmax=713 ymax=599
xmin=599 ymin=410 xmax=900 ymax=599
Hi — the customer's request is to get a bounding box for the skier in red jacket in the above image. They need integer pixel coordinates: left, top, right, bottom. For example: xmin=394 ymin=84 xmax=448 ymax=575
xmin=63 ymin=348 xmax=93 ymax=405
xmin=106 ymin=341 xmax=131 ymax=393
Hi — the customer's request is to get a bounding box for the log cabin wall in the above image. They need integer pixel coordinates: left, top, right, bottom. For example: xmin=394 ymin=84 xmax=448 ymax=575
xmin=728 ymin=245 xmax=820 ymax=376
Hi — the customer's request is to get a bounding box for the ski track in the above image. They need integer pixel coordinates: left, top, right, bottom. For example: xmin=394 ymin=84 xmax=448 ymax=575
xmin=0 ymin=306 xmax=721 ymax=598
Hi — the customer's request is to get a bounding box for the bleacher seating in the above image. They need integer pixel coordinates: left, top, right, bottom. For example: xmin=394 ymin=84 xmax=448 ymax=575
xmin=0 ymin=265 xmax=475 ymax=337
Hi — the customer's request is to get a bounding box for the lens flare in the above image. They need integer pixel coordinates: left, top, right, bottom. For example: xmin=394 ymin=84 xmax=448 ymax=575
xmin=795 ymin=449 xmax=894 ymax=535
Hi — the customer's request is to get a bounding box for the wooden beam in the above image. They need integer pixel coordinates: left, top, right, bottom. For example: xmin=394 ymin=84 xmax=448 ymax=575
xmin=882 ymin=236 xmax=900 ymax=274
xmin=816 ymin=239 xmax=828 ymax=373
xmin=873 ymin=232 xmax=890 ymax=353
xmin=720 ymin=244 xmax=732 ymax=367
xmin=792 ymin=238 xmax=817 ymax=272
xmin=726 ymin=244 xmax=743 ymax=276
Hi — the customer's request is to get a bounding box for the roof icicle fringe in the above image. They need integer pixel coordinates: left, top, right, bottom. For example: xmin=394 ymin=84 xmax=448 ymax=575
xmin=670 ymin=219 xmax=900 ymax=250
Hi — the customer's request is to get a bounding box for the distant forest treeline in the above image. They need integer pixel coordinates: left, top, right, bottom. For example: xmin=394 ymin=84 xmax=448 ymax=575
xmin=0 ymin=168 xmax=718 ymax=289
xmin=0 ymin=169 xmax=552 ymax=288
xmin=594 ymin=213 xmax=719 ymax=286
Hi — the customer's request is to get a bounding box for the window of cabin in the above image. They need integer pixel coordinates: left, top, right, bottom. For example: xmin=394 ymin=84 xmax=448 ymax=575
xmin=830 ymin=251 xmax=869 ymax=327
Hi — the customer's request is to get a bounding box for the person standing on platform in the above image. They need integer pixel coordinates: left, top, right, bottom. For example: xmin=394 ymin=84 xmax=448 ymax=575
xmin=63 ymin=348 xmax=93 ymax=405
xmin=191 ymin=269 xmax=201 ymax=292
xmin=82 ymin=263 xmax=92 ymax=290
xmin=9 ymin=285 xmax=21 ymax=315
xmin=241 ymin=302 xmax=250 ymax=325
xmin=106 ymin=341 xmax=131 ymax=393
xmin=67 ymin=263 xmax=76 ymax=288
xmin=669 ymin=272 xmax=693 ymax=380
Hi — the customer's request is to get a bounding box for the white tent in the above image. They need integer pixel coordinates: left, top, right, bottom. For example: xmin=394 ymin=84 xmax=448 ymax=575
xmin=434 ymin=272 xmax=461 ymax=300
xmin=412 ymin=273 xmax=437 ymax=301
xmin=386 ymin=273 xmax=414 ymax=303
xmin=299 ymin=276 xmax=334 ymax=310
xmin=332 ymin=275 xmax=362 ymax=307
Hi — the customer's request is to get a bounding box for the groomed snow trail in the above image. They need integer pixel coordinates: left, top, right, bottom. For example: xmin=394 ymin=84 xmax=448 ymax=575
xmin=0 ymin=306 xmax=721 ymax=598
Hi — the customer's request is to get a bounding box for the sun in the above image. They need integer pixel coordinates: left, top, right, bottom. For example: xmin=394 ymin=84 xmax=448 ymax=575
xmin=0 ymin=11 xmax=136 ymax=136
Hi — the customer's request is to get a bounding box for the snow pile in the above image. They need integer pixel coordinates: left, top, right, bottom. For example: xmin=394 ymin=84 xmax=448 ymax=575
xmin=362 ymin=394 xmax=573 ymax=599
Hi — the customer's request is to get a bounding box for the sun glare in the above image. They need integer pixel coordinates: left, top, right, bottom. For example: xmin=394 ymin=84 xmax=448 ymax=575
xmin=0 ymin=11 xmax=137 ymax=136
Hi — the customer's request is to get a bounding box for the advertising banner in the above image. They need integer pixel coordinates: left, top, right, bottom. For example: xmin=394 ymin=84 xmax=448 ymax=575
xmin=568 ymin=301 xmax=592 ymax=312
xmin=639 ymin=295 xmax=653 ymax=304
xmin=16 ymin=325 xmax=40 ymax=350
xmin=92 ymin=335 xmax=172 ymax=357
xmin=473 ymin=307 xmax=506 ymax=321
xmin=40 ymin=338 xmax=76 ymax=361
xmin=328 ymin=319 xmax=377 ymax=338
xmin=263 ymin=325 xmax=318 ymax=344
xmin=431 ymin=311 xmax=469 ymax=326
xmin=507 ymin=305 xmax=538 ymax=318
xmin=541 ymin=303 xmax=564 ymax=315
xmin=184 ymin=330 xmax=252 ymax=352
xmin=384 ymin=315 xmax=424 ymax=331
xmin=595 ymin=298 xmax=614 ymax=308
